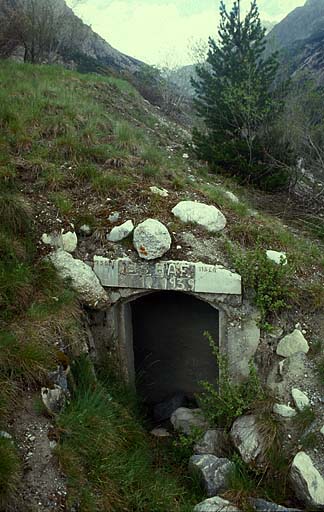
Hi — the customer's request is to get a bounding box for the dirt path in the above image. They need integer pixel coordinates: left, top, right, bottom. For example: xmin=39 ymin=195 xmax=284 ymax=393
xmin=11 ymin=394 xmax=67 ymax=512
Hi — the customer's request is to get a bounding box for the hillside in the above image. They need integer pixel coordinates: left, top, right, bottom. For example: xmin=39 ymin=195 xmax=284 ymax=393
xmin=1 ymin=60 xmax=324 ymax=512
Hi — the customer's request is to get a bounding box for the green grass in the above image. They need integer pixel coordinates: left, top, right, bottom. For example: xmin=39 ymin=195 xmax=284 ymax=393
xmin=49 ymin=192 xmax=74 ymax=216
xmin=57 ymin=357 xmax=203 ymax=512
xmin=0 ymin=438 xmax=21 ymax=509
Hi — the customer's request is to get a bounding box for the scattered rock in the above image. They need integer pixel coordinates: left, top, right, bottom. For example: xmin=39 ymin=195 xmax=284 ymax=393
xmin=249 ymin=498 xmax=301 ymax=511
xmin=48 ymin=365 xmax=69 ymax=391
xmin=0 ymin=431 xmax=13 ymax=442
xmin=320 ymin=426 xmax=324 ymax=436
xmin=150 ymin=428 xmax=171 ymax=438
xmin=224 ymin=191 xmax=239 ymax=204
xmin=153 ymin=393 xmax=187 ymax=422
xmin=290 ymin=451 xmax=324 ymax=509
xmin=266 ymin=250 xmax=288 ymax=265
xmin=133 ymin=219 xmax=172 ymax=260
xmin=107 ymin=220 xmax=134 ymax=242
xmin=273 ymin=404 xmax=297 ymax=418
xmin=171 ymin=407 xmax=208 ymax=435
xmin=79 ymin=224 xmax=92 ymax=236
xmin=48 ymin=250 xmax=109 ymax=308
xmin=276 ymin=330 xmax=309 ymax=358
xmin=42 ymin=231 xmax=77 ymax=253
xmin=172 ymin=200 xmax=227 ymax=232
xmin=61 ymin=231 xmax=78 ymax=252
xmin=194 ymin=496 xmax=241 ymax=512
xmin=108 ymin=212 xmax=120 ymax=223
xmin=230 ymin=415 xmax=265 ymax=464
xmin=41 ymin=386 xmax=65 ymax=415
xmin=292 ymin=388 xmax=310 ymax=411
xmin=189 ymin=454 xmax=234 ymax=497
xmin=150 ymin=186 xmax=169 ymax=197
xmin=194 ymin=429 xmax=229 ymax=458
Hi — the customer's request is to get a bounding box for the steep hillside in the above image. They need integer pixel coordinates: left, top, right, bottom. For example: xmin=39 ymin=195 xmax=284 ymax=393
xmin=1 ymin=61 xmax=324 ymax=511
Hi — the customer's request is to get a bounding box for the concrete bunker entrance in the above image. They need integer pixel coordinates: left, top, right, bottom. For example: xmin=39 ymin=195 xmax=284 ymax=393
xmin=128 ymin=291 xmax=219 ymax=405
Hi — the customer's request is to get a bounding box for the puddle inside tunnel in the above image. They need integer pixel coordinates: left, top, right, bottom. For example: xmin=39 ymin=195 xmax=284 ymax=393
xmin=130 ymin=291 xmax=219 ymax=410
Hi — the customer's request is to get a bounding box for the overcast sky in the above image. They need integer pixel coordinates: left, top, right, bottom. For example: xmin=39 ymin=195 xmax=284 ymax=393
xmin=69 ymin=0 xmax=306 ymax=66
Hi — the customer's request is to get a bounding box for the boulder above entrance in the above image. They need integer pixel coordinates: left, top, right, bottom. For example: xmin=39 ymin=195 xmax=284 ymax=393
xmin=93 ymin=257 xmax=242 ymax=295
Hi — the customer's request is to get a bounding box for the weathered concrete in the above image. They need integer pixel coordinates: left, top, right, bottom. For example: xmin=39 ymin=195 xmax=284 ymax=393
xmin=93 ymin=257 xmax=242 ymax=295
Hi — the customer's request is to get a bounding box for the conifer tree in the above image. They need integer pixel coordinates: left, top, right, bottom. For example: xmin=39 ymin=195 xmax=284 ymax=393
xmin=192 ymin=0 xmax=288 ymax=188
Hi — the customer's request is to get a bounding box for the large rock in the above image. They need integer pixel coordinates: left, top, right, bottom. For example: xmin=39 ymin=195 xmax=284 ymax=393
xmin=48 ymin=250 xmax=109 ymax=308
xmin=292 ymin=388 xmax=310 ymax=411
xmin=194 ymin=496 xmax=241 ymax=512
xmin=290 ymin=452 xmax=324 ymax=509
xmin=249 ymin=498 xmax=301 ymax=511
xmin=172 ymin=201 xmax=226 ymax=233
xmin=189 ymin=455 xmax=234 ymax=497
xmin=107 ymin=220 xmax=134 ymax=242
xmin=230 ymin=415 xmax=265 ymax=464
xmin=133 ymin=219 xmax=171 ymax=260
xmin=276 ymin=330 xmax=309 ymax=358
xmin=170 ymin=407 xmax=208 ymax=435
xmin=194 ymin=429 xmax=229 ymax=458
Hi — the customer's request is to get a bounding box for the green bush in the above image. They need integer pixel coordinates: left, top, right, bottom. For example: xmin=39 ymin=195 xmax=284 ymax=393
xmin=0 ymin=438 xmax=20 ymax=509
xmin=198 ymin=333 xmax=265 ymax=428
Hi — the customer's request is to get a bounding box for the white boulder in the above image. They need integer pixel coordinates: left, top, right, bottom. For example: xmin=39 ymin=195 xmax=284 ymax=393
xmin=230 ymin=415 xmax=265 ymax=464
xmin=266 ymin=250 xmax=287 ymax=265
xmin=276 ymin=330 xmax=309 ymax=358
xmin=224 ymin=191 xmax=239 ymax=204
xmin=133 ymin=219 xmax=171 ymax=260
xmin=172 ymin=201 xmax=226 ymax=232
xmin=194 ymin=429 xmax=228 ymax=458
xmin=171 ymin=407 xmax=208 ymax=435
xmin=41 ymin=385 xmax=65 ymax=415
xmin=107 ymin=220 xmax=134 ymax=242
xmin=292 ymin=388 xmax=310 ymax=411
xmin=194 ymin=496 xmax=241 ymax=512
xmin=150 ymin=186 xmax=169 ymax=198
xmin=48 ymin=250 xmax=109 ymax=308
xmin=290 ymin=452 xmax=324 ymax=509
xmin=273 ymin=404 xmax=297 ymax=418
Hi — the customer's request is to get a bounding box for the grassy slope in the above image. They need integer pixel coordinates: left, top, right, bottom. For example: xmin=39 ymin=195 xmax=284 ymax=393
xmin=0 ymin=60 xmax=323 ymax=510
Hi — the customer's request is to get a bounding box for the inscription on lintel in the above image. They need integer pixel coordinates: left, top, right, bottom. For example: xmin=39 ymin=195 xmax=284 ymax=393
xmin=93 ymin=257 xmax=242 ymax=295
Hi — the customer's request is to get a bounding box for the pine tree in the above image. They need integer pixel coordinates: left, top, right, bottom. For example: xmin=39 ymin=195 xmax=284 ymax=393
xmin=192 ymin=0 xmax=289 ymax=188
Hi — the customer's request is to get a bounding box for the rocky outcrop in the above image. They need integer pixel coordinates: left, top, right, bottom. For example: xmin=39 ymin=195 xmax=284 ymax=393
xmin=172 ymin=201 xmax=227 ymax=232
xmin=189 ymin=455 xmax=234 ymax=497
xmin=170 ymin=408 xmax=208 ymax=435
xmin=133 ymin=219 xmax=171 ymax=260
xmin=290 ymin=451 xmax=324 ymax=509
xmin=48 ymin=250 xmax=109 ymax=308
xmin=276 ymin=330 xmax=309 ymax=358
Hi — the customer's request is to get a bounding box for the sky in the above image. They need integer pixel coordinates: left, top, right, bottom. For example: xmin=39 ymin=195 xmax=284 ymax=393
xmin=69 ymin=0 xmax=306 ymax=67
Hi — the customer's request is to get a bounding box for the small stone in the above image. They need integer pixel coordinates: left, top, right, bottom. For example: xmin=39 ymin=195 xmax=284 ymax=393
xmin=62 ymin=231 xmax=77 ymax=252
xmin=133 ymin=219 xmax=171 ymax=260
xmin=41 ymin=385 xmax=66 ymax=415
xmin=230 ymin=415 xmax=265 ymax=464
xmin=249 ymin=498 xmax=301 ymax=511
xmin=224 ymin=191 xmax=239 ymax=204
xmin=172 ymin=201 xmax=226 ymax=232
xmin=292 ymin=388 xmax=310 ymax=411
xmin=107 ymin=220 xmax=134 ymax=242
xmin=0 ymin=431 xmax=13 ymax=441
xmin=79 ymin=224 xmax=92 ymax=236
xmin=266 ymin=250 xmax=287 ymax=265
xmin=276 ymin=330 xmax=309 ymax=358
xmin=154 ymin=393 xmax=187 ymax=422
xmin=194 ymin=429 xmax=228 ymax=458
xmin=320 ymin=426 xmax=324 ymax=436
xmin=150 ymin=428 xmax=171 ymax=438
xmin=108 ymin=212 xmax=120 ymax=223
xmin=194 ymin=496 xmax=241 ymax=512
xmin=150 ymin=186 xmax=169 ymax=197
xmin=171 ymin=407 xmax=208 ymax=435
xmin=273 ymin=404 xmax=297 ymax=418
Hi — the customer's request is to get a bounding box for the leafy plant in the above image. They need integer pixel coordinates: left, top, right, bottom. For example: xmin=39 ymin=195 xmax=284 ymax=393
xmin=198 ymin=332 xmax=265 ymax=428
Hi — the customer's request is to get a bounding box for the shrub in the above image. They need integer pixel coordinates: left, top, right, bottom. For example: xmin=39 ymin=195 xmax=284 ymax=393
xmin=198 ymin=333 xmax=265 ymax=428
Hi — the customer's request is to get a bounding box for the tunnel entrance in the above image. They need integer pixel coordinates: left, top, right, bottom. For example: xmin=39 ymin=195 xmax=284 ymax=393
xmin=130 ymin=291 xmax=219 ymax=405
